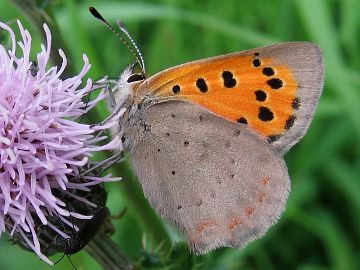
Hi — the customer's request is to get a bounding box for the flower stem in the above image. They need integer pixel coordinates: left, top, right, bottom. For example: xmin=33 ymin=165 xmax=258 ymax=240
xmin=85 ymin=231 xmax=133 ymax=270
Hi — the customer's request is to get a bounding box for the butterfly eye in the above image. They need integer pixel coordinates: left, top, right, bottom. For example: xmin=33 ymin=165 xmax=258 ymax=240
xmin=127 ymin=73 xmax=145 ymax=83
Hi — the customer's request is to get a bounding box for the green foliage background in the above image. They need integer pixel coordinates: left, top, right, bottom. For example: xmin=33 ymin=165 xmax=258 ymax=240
xmin=0 ymin=0 xmax=359 ymax=269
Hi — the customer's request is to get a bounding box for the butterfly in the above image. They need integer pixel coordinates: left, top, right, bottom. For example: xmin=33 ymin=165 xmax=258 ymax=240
xmin=90 ymin=7 xmax=324 ymax=254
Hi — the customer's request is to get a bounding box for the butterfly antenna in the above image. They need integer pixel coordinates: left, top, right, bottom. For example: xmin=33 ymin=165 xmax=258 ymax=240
xmin=116 ymin=20 xmax=146 ymax=74
xmin=89 ymin=7 xmax=145 ymax=74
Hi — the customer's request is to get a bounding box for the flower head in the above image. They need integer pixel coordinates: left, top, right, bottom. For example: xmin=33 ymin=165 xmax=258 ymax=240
xmin=0 ymin=21 xmax=122 ymax=264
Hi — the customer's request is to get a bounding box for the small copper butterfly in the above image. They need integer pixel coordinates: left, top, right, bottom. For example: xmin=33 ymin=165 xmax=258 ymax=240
xmin=90 ymin=7 xmax=324 ymax=254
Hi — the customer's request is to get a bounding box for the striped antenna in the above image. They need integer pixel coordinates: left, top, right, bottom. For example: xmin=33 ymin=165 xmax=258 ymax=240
xmin=116 ymin=20 xmax=145 ymax=74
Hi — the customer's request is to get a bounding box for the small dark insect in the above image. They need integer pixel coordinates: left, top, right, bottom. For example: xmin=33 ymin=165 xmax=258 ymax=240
xmin=66 ymin=207 xmax=109 ymax=254
xmin=29 ymin=61 xmax=39 ymax=76
xmin=55 ymin=207 xmax=109 ymax=269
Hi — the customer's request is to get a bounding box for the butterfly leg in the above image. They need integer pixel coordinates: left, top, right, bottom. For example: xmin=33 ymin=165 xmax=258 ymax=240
xmin=79 ymin=151 xmax=124 ymax=177
xmin=91 ymin=95 xmax=127 ymax=128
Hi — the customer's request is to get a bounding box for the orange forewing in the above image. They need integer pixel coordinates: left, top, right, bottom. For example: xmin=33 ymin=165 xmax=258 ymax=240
xmin=137 ymin=54 xmax=298 ymax=138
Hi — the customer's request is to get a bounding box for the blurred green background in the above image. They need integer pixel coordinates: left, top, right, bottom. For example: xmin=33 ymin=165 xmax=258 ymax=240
xmin=0 ymin=0 xmax=359 ymax=269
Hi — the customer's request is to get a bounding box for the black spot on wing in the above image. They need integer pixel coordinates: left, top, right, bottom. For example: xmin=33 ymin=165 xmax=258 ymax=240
xmin=267 ymin=134 xmax=281 ymax=143
xmin=255 ymin=90 xmax=267 ymax=101
xmin=237 ymin=117 xmax=248 ymax=124
xmin=267 ymin=78 xmax=283 ymax=89
xmin=233 ymin=129 xmax=241 ymax=137
xmin=262 ymin=67 xmax=274 ymax=76
xmin=222 ymin=71 xmax=237 ymax=88
xmin=172 ymin=85 xmax=180 ymax=94
xmin=292 ymin=97 xmax=301 ymax=110
xmin=253 ymin=59 xmax=261 ymax=67
xmin=285 ymin=115 xmax=296 ymax=130
xmin=196 ymin=78 xmax=208 ymax=93
xmin=258 ymin=107 xmax=274 ymax=121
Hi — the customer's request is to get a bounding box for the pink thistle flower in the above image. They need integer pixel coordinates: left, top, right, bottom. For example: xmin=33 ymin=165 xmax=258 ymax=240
xmin=0 ymin=21 xmax=123 ymax=264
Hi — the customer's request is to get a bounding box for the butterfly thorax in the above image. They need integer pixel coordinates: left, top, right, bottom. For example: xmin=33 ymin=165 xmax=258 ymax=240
xmin=118 ymin=79 xmax=157 ymax=153
xmin=118 ymin=66 xmax=173 ymax=152
xmin=120 ymin=98 xmax=152 ymax=153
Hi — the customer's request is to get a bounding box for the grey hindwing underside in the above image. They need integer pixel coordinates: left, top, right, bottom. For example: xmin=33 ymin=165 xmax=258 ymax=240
xmin=128 ymin=100 xmax=290 ymax=254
